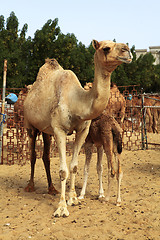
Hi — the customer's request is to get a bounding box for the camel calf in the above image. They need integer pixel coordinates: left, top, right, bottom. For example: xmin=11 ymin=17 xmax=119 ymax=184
xmin=79 ymin=114 xmax=123 ymax=206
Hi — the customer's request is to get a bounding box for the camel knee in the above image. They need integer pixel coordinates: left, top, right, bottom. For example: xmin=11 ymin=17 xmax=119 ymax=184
xmin=73 ymin=166 xmax=77 ymax=174
xmin=59 ymin=170 xmax=68 ymax=181
xmin=70 ymin=165 xmax=78 ymax=174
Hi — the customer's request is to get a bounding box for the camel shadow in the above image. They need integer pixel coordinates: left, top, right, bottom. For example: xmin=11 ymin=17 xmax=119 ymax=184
xmin=0 ymin=173 xmax=60 ymax=198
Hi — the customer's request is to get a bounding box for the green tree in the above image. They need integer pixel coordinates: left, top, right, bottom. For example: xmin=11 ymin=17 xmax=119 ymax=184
xmin=1 ymin=12 xmax=159 ymax=93
xmin=149 ymin=64 xmax=160 ymax=92
xmin=0 ymin=12 xmax=31 ymax=88
xmin=134 ymin=53 xmax=155 ymax=92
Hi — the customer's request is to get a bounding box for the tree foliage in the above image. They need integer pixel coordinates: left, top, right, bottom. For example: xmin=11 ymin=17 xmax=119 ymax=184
xmin=0 ymin=12 xmax=160 ymax=93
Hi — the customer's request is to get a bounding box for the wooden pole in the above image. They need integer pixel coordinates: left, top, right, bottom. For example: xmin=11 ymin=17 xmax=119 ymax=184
xmin=0 ymin=59 xmax=7 ymax=164
xmin=141 ymin=94 xmax=145 ymax=150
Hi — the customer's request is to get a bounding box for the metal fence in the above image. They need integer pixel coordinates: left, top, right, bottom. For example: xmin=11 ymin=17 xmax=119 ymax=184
xmin=0 ymin=86 xmax=159 ymax=165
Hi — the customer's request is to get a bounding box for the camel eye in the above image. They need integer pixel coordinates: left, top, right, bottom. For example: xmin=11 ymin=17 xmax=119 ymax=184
xmin=103 ymin=47 xmax=110 ymax=54
xmin=122 ymin=48 xmax=127 ymax=52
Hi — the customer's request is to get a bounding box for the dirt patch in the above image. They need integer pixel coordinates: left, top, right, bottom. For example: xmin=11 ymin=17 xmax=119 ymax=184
xmin=0 ymin=134 xmax=160 ymax=240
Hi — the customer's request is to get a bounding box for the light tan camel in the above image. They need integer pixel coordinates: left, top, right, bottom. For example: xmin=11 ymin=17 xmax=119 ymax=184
xmin=79 ymin=114 xmax=123 ymax=206
xmin=24 ymin=40 xmax=132 ymax=217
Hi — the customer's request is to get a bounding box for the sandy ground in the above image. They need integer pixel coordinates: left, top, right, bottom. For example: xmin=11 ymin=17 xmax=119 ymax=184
xmin=0 ymin=133 xmax=160 ymax=240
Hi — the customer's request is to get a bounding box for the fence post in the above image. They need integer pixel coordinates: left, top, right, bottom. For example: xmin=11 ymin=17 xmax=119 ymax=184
xmin=141 ymin=94 xmax=145 ymax=149
xmin=143 ymin=97 xmax=148 ymax=150
xmin=0 ymin=59 xmax=7 ymax=164
xmin=141 ymin=94 xmax=148 ymax=150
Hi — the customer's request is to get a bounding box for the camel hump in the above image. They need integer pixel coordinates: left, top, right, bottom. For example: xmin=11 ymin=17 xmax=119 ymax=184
xmin=36 ymin=58 xmax=63 ymax=82
xmin=45 ymin=58 xmax=62 ymax=70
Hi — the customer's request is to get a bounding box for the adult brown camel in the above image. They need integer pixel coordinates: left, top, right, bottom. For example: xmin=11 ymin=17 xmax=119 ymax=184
xmin=24 ymin=40 xmax=132 ymax=217
xmin=79 ymin=114 xmax=123 ymax=206
xmin=147 ymin=95 xmax=160 ymax=133
xmin=14 ymin=85 xmax=32 ymax=130
xmin=14 ymin=85 xmax=32 ymax=151
xmin=129 ymin=96 xmax=153 ymax=132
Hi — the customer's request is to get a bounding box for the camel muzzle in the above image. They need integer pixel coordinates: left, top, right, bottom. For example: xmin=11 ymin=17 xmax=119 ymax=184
xmin=117 ymin=51 xmax=132 ymax=64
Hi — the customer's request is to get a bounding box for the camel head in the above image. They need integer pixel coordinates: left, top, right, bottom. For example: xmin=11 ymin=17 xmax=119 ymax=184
xmin=92 ymin=40 xmax=132 ymax=72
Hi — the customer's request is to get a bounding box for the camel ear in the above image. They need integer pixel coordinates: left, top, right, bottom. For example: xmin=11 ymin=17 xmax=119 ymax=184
xmin=92 ymin=40 xmax=100 ymax=50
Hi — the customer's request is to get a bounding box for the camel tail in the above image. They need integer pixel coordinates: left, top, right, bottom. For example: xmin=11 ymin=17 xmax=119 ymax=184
xmin=112 ymin=127 xmax=122 ymax=154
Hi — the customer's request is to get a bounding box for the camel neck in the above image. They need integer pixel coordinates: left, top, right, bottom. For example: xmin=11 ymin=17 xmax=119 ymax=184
xmin=82 ymin=62 xmax=111 ymax=120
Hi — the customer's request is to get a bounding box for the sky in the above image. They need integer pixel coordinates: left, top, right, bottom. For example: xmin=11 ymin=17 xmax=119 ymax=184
xmin=2 ymin=0 xmax=160 ymax=50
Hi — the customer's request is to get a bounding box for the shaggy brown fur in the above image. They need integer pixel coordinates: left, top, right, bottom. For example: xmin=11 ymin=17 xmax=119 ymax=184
xmin=79 ymin=114 xmax=123 ymax=206
xmin=103 ymin=83 xmax=126 ymax=125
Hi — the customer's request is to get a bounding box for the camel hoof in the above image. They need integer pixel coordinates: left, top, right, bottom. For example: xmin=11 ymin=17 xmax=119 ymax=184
xmin=78 ymin=195 xmax=84 ymax=200
xmin=111 ymin=170 xmax=115 ymax=178
xmin=54 ymin=200 xmax=69 ymax=217
xmin=48 ymin=186 xmax=59 ymax=195
xmin=99 ymin=193 xmax=105 ymax=199
xmin=54 ymin=206 xmax=69 ymax=218
xmin=67 ymin=196 xmax=80 ymax=206
xmin=68 ymin=191 xmax=80 ymax=206
xmin=116 ymin=201 xmax=121 ymax=207
xmin=105 ymin=196 xmax=110 ymax=202
xmin=99 ymin=195 xmax=105 ymax=203
xmin=24 ymin=183 xmax=35 ymax=192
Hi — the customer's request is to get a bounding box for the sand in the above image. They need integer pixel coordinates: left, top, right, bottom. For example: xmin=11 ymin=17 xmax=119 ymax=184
xmin=0 ymin=133 xmax=160 ymax=240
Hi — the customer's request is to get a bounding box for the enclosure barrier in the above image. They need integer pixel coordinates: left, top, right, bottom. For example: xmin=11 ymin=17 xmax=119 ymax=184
xmin=0 ymin=85 xmax=160 ymax=165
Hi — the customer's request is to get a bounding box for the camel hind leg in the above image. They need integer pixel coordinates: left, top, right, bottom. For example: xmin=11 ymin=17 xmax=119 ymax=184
xmin=79 ymin=141 xmax=94 ymax=199
xmin=42 ymin=133 xmax=58 ymax=195
xmin=24 ymin=128 xmax=38 ymax=192
xmin=115 ymin=152 xmax=123 ymax=206
xmin=103 ymin=135 xmax=115 ymax=203
xmin=96 ymin=146 xmax=105 ymax=199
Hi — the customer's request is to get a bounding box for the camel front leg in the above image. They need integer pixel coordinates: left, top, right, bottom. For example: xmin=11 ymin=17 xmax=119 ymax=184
xmin=79 ymin=141 xmax=93 ymax=199
xmin=104 ymin=141 xmax=115 ymax=202
xmin=68 ymin=124 xmax=91 ymax=206
xmin=53 ymin=128 xmax=69 ymax=217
